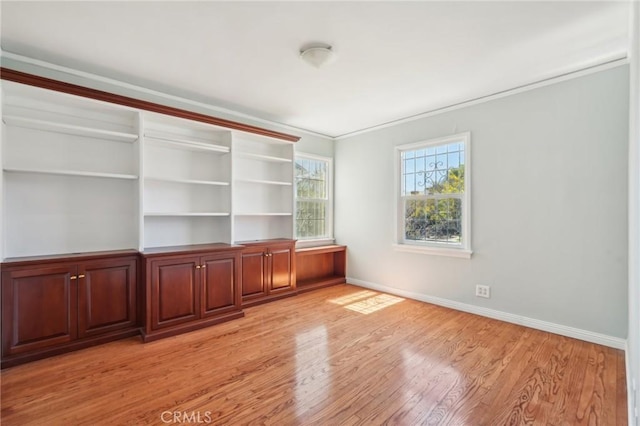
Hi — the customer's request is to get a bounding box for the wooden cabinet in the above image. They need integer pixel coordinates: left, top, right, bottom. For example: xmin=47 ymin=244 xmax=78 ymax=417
xmin=77 ymin=258 xmax=138 ymax=338
xmin=142 ymin=244 xmax=244 ymax=342
xmin=296 ymin=245 xmax=347 ymax=293
xmin=1 ymin=251 xmax=139 ymax=368
xmin=240 ymin=239 xmax=296 ymax=307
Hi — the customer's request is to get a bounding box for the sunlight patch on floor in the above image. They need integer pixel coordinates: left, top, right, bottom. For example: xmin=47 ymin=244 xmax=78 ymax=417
xmin=327 ymin=290 xmax=378 ymax=306
xmin=344 ymin=293 xmax=405 ymax=314
xmin=328 ymin=290 xmax=405 ymax=314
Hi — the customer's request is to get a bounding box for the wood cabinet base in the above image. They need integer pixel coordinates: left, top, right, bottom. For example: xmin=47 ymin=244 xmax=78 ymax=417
xmin=142 ymin=244 xmax=245 ymax=342
xmin=296 ymin=245 xmax=347 ymax=293
xmin=1 ymin=250 xmax=139 ymax=369
xmin=239 ymin=239 xmax=297 ymax=307
xmin=297 ymin=275 xmax=346 ymax=293
xmin=241 ymin=291 xmax=297 ymax=308
xmin=141 ymin=310 xmax=244 ymax=343
xmin=1 ymin=328 xmax=139 ymax=369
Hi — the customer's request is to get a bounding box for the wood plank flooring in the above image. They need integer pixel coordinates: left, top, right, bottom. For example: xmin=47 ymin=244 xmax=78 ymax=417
xmin=0 ymin=284 xmax=627 ymax=425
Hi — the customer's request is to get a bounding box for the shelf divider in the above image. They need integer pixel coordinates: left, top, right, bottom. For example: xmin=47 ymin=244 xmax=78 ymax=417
xmin=145 ymin=133 xmax=230 ymax=153
xmin=4 ymin=115 xmax=138 ymax=143
xmin=4 ymin=167 xmax=138 ymax=180
xmin=145 ymin=176 xmax=230 ymax=186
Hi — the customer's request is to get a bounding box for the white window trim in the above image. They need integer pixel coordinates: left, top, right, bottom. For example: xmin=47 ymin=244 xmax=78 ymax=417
xmin=294 ymin=153 xmax=334 ymax=247
xmin=393 ymin=132 xmax=472 ymax=258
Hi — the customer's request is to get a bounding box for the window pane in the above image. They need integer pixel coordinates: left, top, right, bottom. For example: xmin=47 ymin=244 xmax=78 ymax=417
xmin=400 ymin=141 xmax=465 ymax=195
xmin=436 ymin=145 xmax=448 ymax=154
xmin=404 ymin=197 xmax=462 ymax=244
xmin=399 ymin=137 xmax=467 ymax=249
xmin=295 ymin=156 xmax=330 ymax=239
xmin=448 ymin=152 xmax=460 ymax=168
xmin=296 ymin=200 xmax=327 ymax=239
xmin=405 ymin=158 xmax=415 ymax=173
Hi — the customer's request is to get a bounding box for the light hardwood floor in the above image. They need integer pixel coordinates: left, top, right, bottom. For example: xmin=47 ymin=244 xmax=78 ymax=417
xmin=0 ymin=284 xmax=627 ymax=425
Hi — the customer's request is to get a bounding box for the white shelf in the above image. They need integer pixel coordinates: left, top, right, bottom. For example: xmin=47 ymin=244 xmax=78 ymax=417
xmin=3 ymin=167 xmax=138 ymax=180
xmin=237 ymin=152 xmax=292 ymax=163
xmin=3 ymin=115 xmax=138 ymax=143
xmin=145 ymin=212 xmax=230 ymax=217
xmin=235 ymin=178 xmax=292 ymax=186
xmin=145 ymin=176 xmax=230 ymax=186
xmin=145 ymin=133 xmax=230 ymax=153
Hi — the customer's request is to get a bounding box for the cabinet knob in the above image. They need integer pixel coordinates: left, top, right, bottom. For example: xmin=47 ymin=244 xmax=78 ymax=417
xmin=78 ymin=274 xmax=85 ymax=279
xmin=201 ymin=265 xmax=206 ymax=269
xmin=195 ymin=265 xmax=201 ymax=269
xmin=70 ymin=275 xmax=77 ymax=280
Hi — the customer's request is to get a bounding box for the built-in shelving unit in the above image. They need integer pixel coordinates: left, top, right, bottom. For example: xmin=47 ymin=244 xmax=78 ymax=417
xmin=232 ymin=135 xmax=294 ymax=242
xmin=0 ymin=71 xmax=312 ymax=367
xmin=0 ymin=78 xmax=299 ymax=261
xmin=2 ymin=81 xmax=140 ymax=258
xmin=141 ymin=112 xmax=233 ymax=249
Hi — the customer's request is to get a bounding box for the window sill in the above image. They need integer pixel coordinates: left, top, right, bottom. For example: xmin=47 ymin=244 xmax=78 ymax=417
xmin=392 ymin=243 xmax=473 ymax=259
xmin=296 ymin=238 xmax=336 ymax=249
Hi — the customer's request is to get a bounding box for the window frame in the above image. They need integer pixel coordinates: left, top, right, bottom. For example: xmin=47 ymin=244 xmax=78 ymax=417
xmin=393 ymin=132 xmax=472 ymax=258
xmin=294 ymin=153 xmax=334 ymax=247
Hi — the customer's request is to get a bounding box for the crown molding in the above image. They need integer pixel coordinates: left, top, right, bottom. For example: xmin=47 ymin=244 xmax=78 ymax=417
xmin=335 ymin=56 xmax=629 ymax=141
xmin=0 ymin=50 xmax=332 ymax=141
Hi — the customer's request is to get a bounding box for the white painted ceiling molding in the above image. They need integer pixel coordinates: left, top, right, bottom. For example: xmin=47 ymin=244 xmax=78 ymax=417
xmin=335 ymin=57 xmax=629 ymax=141
xmin=0 ymin=1 xmax=631 ymax=137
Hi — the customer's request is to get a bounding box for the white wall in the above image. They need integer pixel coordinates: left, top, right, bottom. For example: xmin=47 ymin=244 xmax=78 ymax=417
xmin=336 ymin=65 xmax=629 ymax=340
xmin=295 ymin=134 xmax=334 ymax=158
xmin=627 ymin=2 xmax=639 ymax=423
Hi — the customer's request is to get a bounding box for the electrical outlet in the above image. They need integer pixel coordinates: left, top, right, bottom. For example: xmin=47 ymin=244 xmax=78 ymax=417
xmin=476 ymin=285 xmax=491 ymax=298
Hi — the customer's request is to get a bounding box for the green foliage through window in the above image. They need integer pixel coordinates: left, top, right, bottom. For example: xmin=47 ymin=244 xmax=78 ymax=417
xmin=295 ymin=157 xmax=329 ymax=239
xmin=401 ymin=140 xmax=465 ymax=244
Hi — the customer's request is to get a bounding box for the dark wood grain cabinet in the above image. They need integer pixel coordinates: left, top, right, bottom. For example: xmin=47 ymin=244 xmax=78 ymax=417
xmin=240 ymin=239 xmax=296 ymax=307
xmin=142 ymin=244 xmax=244 ymax=342
xmin=0 ymin=241 xmax=344 ymax=368
xmin=78 ymin=258 xmax=138 ymax=338
xmin=296 ymin=245 xmax=347 ymax=293
xmin=1 ymin=251 xmax=139 ymax=368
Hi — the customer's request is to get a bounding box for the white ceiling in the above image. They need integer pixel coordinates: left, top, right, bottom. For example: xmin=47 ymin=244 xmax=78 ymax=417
xmin=0 ymin=1 xmax=631 ymax=138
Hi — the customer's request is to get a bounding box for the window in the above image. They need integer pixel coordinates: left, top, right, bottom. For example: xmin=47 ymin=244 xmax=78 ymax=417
xmin=395 ymin=132 xmax=471 ymax=258
xmin=295 ymin=154 xmax=333 ymax=243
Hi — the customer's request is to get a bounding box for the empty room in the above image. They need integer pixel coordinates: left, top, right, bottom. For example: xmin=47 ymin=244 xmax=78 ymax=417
xmin=1 ymin=1 xmax=639 ymax=425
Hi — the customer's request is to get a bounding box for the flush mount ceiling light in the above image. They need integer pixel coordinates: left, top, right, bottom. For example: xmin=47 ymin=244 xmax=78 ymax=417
xmin=300 ymin=45 xmax=336 ymax=68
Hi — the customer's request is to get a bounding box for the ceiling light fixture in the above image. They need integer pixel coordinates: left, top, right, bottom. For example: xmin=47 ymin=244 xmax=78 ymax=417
xmin=300 ymin=45 xmax=336 ymax=68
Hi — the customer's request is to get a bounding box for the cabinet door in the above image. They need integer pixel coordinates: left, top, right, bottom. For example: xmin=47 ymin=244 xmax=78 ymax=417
xmin=269 ymin=246 xmax=294 ymax=292
xmin=241 ymin=249 xmax=266 ymax=298
xmin=150 ymin=256 xmax=200 ymax=330
xmin=77 ymin=258 xmax=137 ymax=338
xmin=201 ymin=253 xmax=239 ymax=317
xmin=1 ymin=266 xmax=78 ymax=356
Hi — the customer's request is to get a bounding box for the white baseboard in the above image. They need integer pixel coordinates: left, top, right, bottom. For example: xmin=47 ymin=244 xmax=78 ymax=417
xmin=346 ymin=277 xmax=626 ymax=350
xmin=627 ymin=341 xmax=633 ymax=426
